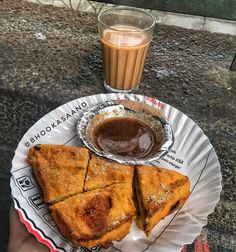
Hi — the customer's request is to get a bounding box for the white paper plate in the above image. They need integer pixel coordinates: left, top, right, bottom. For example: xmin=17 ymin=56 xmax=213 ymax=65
xmin=10 ymin=93 xmax=222 ymax=252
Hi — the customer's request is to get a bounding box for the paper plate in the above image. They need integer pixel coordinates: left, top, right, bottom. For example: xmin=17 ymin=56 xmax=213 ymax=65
xmin=10 ymin=93 xmax=222 ymax=252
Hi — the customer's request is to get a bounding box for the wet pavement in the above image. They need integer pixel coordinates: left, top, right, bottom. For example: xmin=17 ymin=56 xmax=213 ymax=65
xmin=0 ymin=1 xmax=236 ymax=251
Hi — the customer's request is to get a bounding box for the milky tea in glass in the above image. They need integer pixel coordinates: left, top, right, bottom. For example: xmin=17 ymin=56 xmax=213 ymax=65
xmin=98 ymin=7 xmax=155 ymax=92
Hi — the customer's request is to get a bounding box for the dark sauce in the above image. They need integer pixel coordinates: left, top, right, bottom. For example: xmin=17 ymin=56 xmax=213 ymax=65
xmin=93 ymin=117 xmax=156 ymax=159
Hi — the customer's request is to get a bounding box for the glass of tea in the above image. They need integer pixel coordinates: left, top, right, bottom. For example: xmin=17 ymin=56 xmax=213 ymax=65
xmin=98 ymin=7 xmax=155 ymax=93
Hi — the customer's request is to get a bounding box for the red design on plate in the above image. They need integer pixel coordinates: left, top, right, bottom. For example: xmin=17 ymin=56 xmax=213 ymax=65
xmin=145 ymin=96 xmax=164 ymax=109
xmin=18 ymin=209 xmax=57 ymax=252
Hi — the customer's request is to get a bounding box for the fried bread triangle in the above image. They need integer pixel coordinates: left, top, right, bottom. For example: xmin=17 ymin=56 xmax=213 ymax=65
xmin=27 ymin=144 xmax=90 ymax=203
xmin=84 ymin=155 xmax=134 ymax=191
xmin=135 ymin=165 xmax=190 ymax=236
xmin=49 ymin=183 xmax=136 ymax=248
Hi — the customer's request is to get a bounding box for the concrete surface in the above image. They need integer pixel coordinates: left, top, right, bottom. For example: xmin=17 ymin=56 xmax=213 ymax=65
xmin=26 ymin=0 xmax=236 ymax=35
xmin=0 ymin=1 xmax=236 ymax=251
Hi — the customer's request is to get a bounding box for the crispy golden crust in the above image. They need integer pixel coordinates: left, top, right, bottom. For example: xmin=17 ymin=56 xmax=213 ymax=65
xmin=135 ymin=166 xmax=190 ymax=236
xmin=84 ymin=155 xmax=134 ymax=191
xmin=75 ymin=219 xmax=133 ymax=248
xmin=49 ymin=183 xmax=136 ymax=247
xmin=27 ymin=144 xmax=89 ymax=203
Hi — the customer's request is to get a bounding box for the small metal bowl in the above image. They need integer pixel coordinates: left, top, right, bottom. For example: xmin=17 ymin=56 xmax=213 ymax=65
xmin=76 ymin=101 xmax=174 ymax=165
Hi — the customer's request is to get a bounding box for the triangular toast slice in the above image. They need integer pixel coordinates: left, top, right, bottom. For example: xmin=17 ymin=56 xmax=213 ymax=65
xmin=84 ymin=155 xmax=134 ymax=191
xmin=49 ymin=183 xmax=136 ymax=248
xmin=135 ymin=165 xmax=190 ymax=236
xmin=27 ymin=144 xmax=90 ymax=203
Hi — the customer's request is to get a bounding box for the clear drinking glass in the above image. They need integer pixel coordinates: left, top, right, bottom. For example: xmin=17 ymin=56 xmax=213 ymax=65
xmin=98 ymin=7 xmax=155 ymax=93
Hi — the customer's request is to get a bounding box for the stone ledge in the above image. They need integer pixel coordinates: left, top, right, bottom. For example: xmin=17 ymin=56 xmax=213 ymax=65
xmin=0 ymin=89 xmax=59 ymax=147
xmin=198 ymin=227 xmax=236 ymax=251
xmin=0 ymin=178 xmax=11 ymax=252
xmin=208 ymin=200 xmax=236 ymax=234
xmin=0 ymin=148 xmax=15 ymax=179
xmin=1 ymin=1 xmax=235 ymax=251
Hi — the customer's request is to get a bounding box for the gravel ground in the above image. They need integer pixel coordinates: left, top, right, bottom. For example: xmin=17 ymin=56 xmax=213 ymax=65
xmin=0 ymin=1 xmax=236 ymax=251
